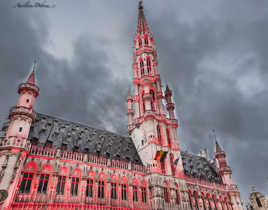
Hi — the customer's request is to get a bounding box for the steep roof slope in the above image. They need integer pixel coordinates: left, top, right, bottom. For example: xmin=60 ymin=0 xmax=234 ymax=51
xmin=28 ymin=113 xmax=143 ymax=164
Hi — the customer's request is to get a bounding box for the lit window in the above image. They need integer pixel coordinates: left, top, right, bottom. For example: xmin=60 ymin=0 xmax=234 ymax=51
xmin=98 ymin=181 xmax=105 ymax=198
xmin=141 ymin=187 xmax=147 ymax=203
xmin=111 ymin=183 xmax=117 ymax=200
xmin=70 ymin=177 xmax=79 ymax=196
xmin=37 ymin=174 xmax=49 ymax=194
xmin=86 ymin=179 xmax=93 ymax=197
xmin=121 ymin=184 xmax=127 ymax=200
xmin=19 ymin=172 xmax=33 ymax=194
xmin=133 ymin=185 xmax=138 ymax=202
xmin=56 ymin=176 xmax=66 ymax=195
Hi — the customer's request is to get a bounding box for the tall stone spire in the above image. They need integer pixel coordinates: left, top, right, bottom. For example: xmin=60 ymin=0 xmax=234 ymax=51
xmin=129 ymin=2 xmax=183 ymax=179
xmin=136 ymin=1 xmax=150 ymax=34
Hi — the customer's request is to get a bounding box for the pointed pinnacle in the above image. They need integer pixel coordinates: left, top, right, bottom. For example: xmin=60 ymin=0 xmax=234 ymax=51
xmin=27 ymin=70 xmax=35 ymax=84
xmin=216 ymin=140 xmax=223 ymax=153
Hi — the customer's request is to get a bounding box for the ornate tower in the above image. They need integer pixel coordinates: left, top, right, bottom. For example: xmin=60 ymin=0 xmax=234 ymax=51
xmin=0 ymin=62 xmax=39 ymax=209
xmin=127 ymin=1 xmax=184 ymax=178
xmin=215 ymin=141 xmax=234 ymax=185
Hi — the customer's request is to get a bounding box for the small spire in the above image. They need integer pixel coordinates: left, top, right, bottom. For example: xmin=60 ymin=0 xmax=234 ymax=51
xmin=136 ymin=1 xmax=150 ymax=34
xmin=27 ymin=58 xmax=39 ymax=84
xmin=27 ymin=71 xmax=35 ymax=84
xmin=216 ymin=140 xmax=223 ymax=153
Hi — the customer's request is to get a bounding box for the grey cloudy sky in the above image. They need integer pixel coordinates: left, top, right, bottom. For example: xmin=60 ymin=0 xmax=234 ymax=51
xmin=0 ymin=0 xmax=268 ymax=205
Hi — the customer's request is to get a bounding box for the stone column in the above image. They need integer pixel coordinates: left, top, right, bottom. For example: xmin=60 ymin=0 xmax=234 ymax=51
xmin=0 ymin=154 xmax=18 ymax=190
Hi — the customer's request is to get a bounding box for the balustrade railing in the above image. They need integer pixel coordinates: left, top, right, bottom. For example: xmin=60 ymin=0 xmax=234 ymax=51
xmin=29 ymin=145 xmax=147 ymax=173
xmin=0 ymin=136 xmax=31 ymax=151
xmin=185 ymin=176 xmax=227 ymax=191
xmin=9 ymin=106 xmax=36 ymax=120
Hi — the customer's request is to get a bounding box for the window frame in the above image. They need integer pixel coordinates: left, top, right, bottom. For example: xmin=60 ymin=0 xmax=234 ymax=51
xmin=70 ymin=176 xmax=79 ymax=196
xmin=121 ymin=184 xmax=127 ymax=201
xmin=133 ymin=185 xmax=138 ymax=202
xmin=141 ymin=187 xmax=147 ymax=203
xmin=111 ymin=182 xmax=117 ymax=200
xmin=19 ymin=172 xmax=34 ymax=194
xmin=37 ymin=173 xmax=49 ymax=194
xmin=56 ymin=175 xmax=66 ymax=195
xmin=98 ymin=180 xmax=105 ymax=199
xmin=86 ymin=178 xmax=93 ymax=197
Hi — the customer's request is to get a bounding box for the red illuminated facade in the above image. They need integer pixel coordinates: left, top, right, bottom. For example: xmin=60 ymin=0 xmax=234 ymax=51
xmin=0 ymin=2 xmax=243 ymax=210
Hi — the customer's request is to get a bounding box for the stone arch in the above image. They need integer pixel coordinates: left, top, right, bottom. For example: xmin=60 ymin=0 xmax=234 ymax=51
xmin=24 ymin=161 xmax=38 ymax=172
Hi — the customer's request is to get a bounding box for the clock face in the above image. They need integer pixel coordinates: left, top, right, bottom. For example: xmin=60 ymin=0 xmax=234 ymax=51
xmin=0 ymin=190 xmax=8 ymax=203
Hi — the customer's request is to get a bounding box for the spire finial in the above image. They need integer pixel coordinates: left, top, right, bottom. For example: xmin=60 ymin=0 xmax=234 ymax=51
xmin=27 ymin=57 xmax=39 ymax=84
xmin=138 ymin=1 xmax=143 ymax=10
xmin=136 ymin=1 xmax=150 ymax=34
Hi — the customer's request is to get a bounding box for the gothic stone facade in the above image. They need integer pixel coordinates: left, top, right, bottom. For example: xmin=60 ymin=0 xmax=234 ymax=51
xmin=0 ymin=2 xmax=243 ymax=210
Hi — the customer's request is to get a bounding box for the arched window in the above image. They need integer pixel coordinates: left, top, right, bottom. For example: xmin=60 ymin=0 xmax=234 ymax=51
xmin=98 ymin=181 xmax=105 ymax=198
xmin=56 ymin=176 xmax=66 ymax=195
xmin=194 ymin=191 xmax=200 ymax=210
xmin=140 ymin=59 xmax=144 ymax=76
xmin=174 ymin=183 xmax=181 ymax=205
xmin=170 ymin=153 xmax=175 ymax=176
xmin=157 ymin=124 xmax=162 ymax=143
xmin=150 ymin=90 xmax=155 ymax=100
xmin=166 ymin=128 xmax=171 ymax=146
xmin=37 ymin=174 xmax=49 ymax=194
xmin=147 ymin=57 xmax=151 ymax=74
xmin=164 ymin=187 xmax=169 ymax=202
xmin=138 ymin=38 xmax=142 ymax=47
xmin=20 ymin=172 xmax=34 ymax=194
xmin=188 ymin=190 xmax=193 ymax=210
xmin=133 ymin=178 xmax=139 ymax=202
xmin=144 ymin=35 xmax=149 ymax=46
xmin=70 ymin=177 xmax=79 ymax=196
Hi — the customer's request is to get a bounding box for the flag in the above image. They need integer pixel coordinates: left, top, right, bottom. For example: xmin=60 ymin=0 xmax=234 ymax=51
xmin=154 ymin=150 xmax=168 ymax=162
xmin=174 ymin=157 xmax=180 ymax=166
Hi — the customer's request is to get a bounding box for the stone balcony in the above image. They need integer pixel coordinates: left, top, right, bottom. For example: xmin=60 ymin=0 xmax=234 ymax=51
xmin=0 ymin=136 xmax=31 ymax=151
xmin=18 ymin=82 xmax=39 ymax=97
xmin=9 ymin=106 xmax=36 ymax=121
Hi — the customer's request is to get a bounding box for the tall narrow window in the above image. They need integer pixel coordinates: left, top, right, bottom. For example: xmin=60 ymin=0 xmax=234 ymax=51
xmin=37 ymin=174 xmax=49 ymax=193
xmin=56 ymin=176 xmax=66 ymax=195
xmin=157 ymin=124 xmax=162 ymax=143
xmin=111 ymin=183 xmax=117 ymax=200
xmin=138 ymin=39 xmax=142 ymax=47
xmin=147 ymin=57 xmax=151 ymax=74
xmin=121 ymin=184 xmax=127 ymax=200
xmin=164 ymin=187 xmax=169 ymax=203
xmin=170 ymin=153 xmax=175 ymax=176
xmin=19 ymin=172 xmax=33 ymax=194
xmin=166 ymin=128 xmax=171 ymax=146
xmin=141 ymin=187 xmax=147 ymax=203
xmin=161 ymin=161 xmax=165 ymax=174
xmin=98 ymin=181 xmax=104 ymax=198
xmin=176 ymin=189 xmax=180 ymax=204
xmin=150 ymin=90 xmax=155 ymax=111
xmin=86 ymin=179 xmax=93 ymax=197
xmin=140 ymin=60 xmax=144 ymax=67
xmin=133 ymin=185 xmax=138 ymax=202
xmin=144 ymin=35 xmax=149 ymax=46
xmin=70 ymin=177 xmax=79 ymax=196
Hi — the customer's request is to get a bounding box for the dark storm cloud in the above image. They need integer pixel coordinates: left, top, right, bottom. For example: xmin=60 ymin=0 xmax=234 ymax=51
xmin=0 ymin=0 xmax=268 ymax=206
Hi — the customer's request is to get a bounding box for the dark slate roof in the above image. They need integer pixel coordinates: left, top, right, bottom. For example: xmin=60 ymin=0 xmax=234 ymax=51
xmin=28 ymin=113 xmax=143 ymax=164
xmin=181 ymin=151 xmax=223 ymax=184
